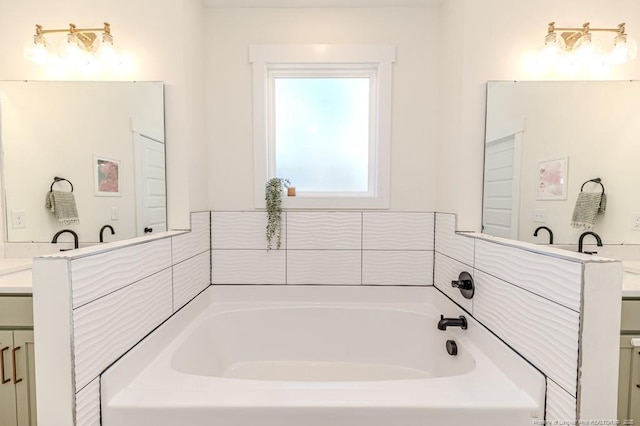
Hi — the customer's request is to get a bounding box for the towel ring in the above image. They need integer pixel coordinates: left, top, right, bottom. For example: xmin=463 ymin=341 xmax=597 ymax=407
xmin=580 ymin=178 xmax=604 ymax=194
xmin=50 ymin=177 xmax=74 ymax=192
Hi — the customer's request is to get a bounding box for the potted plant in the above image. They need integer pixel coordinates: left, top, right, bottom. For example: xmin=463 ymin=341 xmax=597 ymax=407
xmin=265 ymin=177 xmax=290 ymax=250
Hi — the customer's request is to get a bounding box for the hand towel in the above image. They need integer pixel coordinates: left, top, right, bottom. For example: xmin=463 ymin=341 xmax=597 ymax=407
xmin=570 ymin=192 xmax=603 ymax=230
xmin=45 ymin=191 xmax=80 ymax=225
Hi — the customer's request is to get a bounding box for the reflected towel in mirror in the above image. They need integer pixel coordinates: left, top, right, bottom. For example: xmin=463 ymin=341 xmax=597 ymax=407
xmin=570 ymin=192 xmax=605 ymax=230
xmin=45 ymin=191 xmax=80 ymax=225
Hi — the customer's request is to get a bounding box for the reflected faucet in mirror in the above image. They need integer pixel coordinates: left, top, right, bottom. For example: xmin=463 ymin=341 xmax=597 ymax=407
xmin=100 ymin=225 xmax=115 ymax=243
xmin=578 ymin=231 xmax=603 ymax=254
xmin=52 ymin=229 xmax=79 ymax=250
xmin=533 ymin=226 xmax=554 ymax=244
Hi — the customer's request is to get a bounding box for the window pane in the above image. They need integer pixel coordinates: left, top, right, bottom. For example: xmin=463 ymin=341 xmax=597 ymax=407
xmin=274 ymin=77 xmax=370 ymax=192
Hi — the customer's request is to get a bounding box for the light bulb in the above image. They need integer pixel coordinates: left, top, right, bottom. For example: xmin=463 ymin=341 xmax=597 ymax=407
xmin=538 ymin=32 xmax=565 ymax=68
xmin=96 ymin=32 xmax=118 ymax=65
xmin=571 ymin=33 xmax=597 ymax=65
xmin=23 ymin=34 xmax=49 ymax=65
xmin=59 ymin=33 xmax=89 ymax=66
xmin=609 ymin=34 xmax=638 ymax=65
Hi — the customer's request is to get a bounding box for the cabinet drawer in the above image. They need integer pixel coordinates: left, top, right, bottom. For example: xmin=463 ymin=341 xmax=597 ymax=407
xmin=0 ymin=296 xmax=33 ymax=327
xmin=622 ymin=300 xmax=640 ymax=332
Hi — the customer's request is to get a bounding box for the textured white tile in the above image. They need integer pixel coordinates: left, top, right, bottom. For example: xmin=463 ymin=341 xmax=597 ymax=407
xmin=172 ymin=212 xmax=210 ymax=264
xmin=71 ymin=238 xmax=171 ymax=308
xmin=173 ymin=251 xmax=210 ymax=311
xmin=76 ymin=377 xmax=100 ymax=426
xmin=473 ymin=270 xmax=579 ymax=396
xmin=363 ymin=212 xmax=434 ymax=250
xmin=546 ymin=380 xmax=577 ymax=422
xmin=362 ymin=251 xmax=433 ymax=285
xmin=287 ymin=212 xmax=361 ymax=249
xmin=212 ymin=250 xmax=285 ymax=284
xmin=434 ymin=253 xmax=473 ymax=312
xmin=288 ymin=250 xmax=361 ymax=285
xmin=212 ymin=211 xmax=281 ymax=250
xmin=435 ymin=213 xmax=474 ymax=267
xmin=72 ymin=268 xmax=172 ymax=391
xmin=475 ymin=239 xmax=582 ymax=311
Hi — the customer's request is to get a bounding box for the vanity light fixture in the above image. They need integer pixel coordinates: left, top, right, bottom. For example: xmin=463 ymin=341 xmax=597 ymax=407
xmin=543 ymin=22 xmax=637 ymax=67
xmin=24 ymin=23 xmax=121 ymax=68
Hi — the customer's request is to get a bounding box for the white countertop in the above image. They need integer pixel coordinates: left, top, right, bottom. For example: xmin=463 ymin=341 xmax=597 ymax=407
xmin=0 ymin=269 xmax=33 ymax=294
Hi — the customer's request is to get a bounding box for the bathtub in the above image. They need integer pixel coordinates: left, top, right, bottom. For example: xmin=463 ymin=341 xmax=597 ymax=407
xmin=101 ymin=286 xmax=545 ymax=426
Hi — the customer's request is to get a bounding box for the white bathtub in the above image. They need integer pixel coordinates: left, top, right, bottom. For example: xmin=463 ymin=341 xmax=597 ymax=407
xmin=101 ymin=286 xmax=545 ymax=426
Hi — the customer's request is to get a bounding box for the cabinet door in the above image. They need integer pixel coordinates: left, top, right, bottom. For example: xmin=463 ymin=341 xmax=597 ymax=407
xmin=13 ymin=331 xmax=36 ymax=426
xmin=0 ymin=330 xmax=18 ymax=426
xmin=631 ymin=344 xmax=640 ymax=424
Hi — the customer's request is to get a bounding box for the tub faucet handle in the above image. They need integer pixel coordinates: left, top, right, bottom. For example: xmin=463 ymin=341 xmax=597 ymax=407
xmin=450 ymin=271 xmax=475 ymax=299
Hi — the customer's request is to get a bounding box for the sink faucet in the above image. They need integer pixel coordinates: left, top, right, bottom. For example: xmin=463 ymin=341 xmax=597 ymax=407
xmin=100 ymin=225 xmax=115 ymax=243
xmin=437 ymin=315 xmax=468 ymax=330
xmin=578 ymin=231 xmax=602 ymax=254
xmin=533 ymin=226 xmax=554 ymax=244
xmin=52 ymin=229 xmax=79 ymax=250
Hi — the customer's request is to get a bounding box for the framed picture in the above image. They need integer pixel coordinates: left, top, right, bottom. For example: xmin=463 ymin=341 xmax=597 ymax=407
xmin=536 ymin=157 xmax=568 ymax=200
xmin=94 ymin=156 xmax=121 ymax=197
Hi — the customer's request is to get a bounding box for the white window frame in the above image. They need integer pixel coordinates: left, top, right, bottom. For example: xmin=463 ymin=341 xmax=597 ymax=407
xmin=250 ymin=44 xmax=396 ymax=209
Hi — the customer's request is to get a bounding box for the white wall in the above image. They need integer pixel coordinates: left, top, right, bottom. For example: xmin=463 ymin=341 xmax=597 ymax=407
xmin=0 ymin=0 xmax=208 ymax=235
xmin=439 ymin=0 xmax=640 ymax=231
xmin=205 ymin=7 xmax=441 ymax=211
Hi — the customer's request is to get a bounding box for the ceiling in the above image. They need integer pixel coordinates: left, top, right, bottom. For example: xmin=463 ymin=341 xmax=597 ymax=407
xmin=202 ymin=0 xmax=443 ymax=7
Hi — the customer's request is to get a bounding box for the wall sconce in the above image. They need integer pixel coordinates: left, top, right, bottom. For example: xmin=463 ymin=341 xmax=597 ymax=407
xmin=24 ymin=23 xmax=121 ymax=69
xmin=541 ymin=22 xmax=637 ymax=67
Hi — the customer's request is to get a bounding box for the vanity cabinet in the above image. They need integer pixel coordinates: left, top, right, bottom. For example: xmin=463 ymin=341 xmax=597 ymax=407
xmin=0 ymin=296 xmax=37 ymax=426
xmin=619 ymin=299 xmax=640 ymax=424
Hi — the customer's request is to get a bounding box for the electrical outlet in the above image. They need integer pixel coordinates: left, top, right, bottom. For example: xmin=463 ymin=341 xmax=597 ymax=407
xmin=111 ymin=207 xmax=119 ymax=221
xmin=11 ymin=210 xmax=26 ymax=229
xmin=533 ymin=209 xmax=547 ymax=223
xmin=631 ymin=213 xmax=640 ymax=231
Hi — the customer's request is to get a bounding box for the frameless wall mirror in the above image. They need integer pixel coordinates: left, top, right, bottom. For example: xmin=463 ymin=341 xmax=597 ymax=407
xmin=0 ymin=81 xmax=166 ymax=244
xmin=482 ymin=80 xmax=640 ymax=245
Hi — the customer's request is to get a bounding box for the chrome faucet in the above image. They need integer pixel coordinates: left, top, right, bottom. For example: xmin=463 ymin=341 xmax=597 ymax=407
xmin=533 ymin=226 xmax=554 ymax=244
xmin=100 ymin=225 xmax=115 ymax=243
xmin=578 ymin=231 xmax=602 ymax=254
xmin=437 ymin=315 xmax=468 ymax=330
xmin=52 ymin=229 xmax=79 ymax=250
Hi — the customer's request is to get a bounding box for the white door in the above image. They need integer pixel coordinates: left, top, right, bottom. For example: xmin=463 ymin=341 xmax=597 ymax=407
xmin=482 ymin=133 xmax=523 ymax=239
xmin=134 ymin=133 xmax=166 ymax=236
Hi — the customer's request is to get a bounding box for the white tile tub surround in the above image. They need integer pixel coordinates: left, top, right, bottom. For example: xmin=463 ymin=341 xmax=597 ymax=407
xmin=287 ymin=212 xmax=361 ymax=249
xmin=362 ymin=212 xmax=434 ymax=250
xmin=172 ymin=211 xmax=211 ymax=263
xmin=475 ymin=239 xmax=582 ymax=311
xmin=288 ymin=250 xmax=361 ymax=285
xmin=76 ymin=378 xmax=100 ymax=426
xmin=212 ymin=249 xmax=286 ymax=284
xmin=434 ymin=213 xmax=474 ymax=266
xmin=546 ymin=381 xmax=577 ymax=422
xmin=32 ymin=212 xmax=212 ymax=426
xmin=362 ymin=251 xmax=433 ymax=285
xmin=434 ymin=253 xmax=473 ymax=312
xmin=173 ymin=251 xmax=211 ymax=310
xmin=211 ymin=211 xmax=435 ymax=286
xmin=472 ymin=269 xmax=580 ymax=396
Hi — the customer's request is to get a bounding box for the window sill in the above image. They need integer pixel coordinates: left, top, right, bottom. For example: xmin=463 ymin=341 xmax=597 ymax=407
xmin=258 ymin=194 xmax=389 ymax=210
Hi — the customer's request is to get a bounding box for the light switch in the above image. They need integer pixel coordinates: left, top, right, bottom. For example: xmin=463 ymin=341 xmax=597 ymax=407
xmin=533 ymin=209 xmax=546 ymax=223
xmin=111 ymin=207 xmax=119 ymax=221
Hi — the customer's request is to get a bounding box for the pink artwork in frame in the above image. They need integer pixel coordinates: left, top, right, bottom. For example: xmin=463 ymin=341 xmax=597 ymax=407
xmin=537 ymin=157 xmax=568 ymax=200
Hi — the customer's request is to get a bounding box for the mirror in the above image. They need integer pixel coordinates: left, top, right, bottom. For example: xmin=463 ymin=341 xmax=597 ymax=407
xmin=482 ymin=80 xmax=640 ymax=245
xmin=0 ymin=81 xmax=167 ymax=244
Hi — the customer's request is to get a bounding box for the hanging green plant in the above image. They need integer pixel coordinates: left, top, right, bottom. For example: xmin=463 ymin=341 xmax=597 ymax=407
xmin=265 ymin=177 xmax=290 ymax=250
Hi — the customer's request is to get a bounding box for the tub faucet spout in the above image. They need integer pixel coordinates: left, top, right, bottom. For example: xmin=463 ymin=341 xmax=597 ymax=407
xmin=437 ymin=315 xmax=467 ymax=330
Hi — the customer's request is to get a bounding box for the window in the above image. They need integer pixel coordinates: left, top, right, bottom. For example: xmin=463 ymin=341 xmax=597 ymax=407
xmin=250 ymin=45 xmax=396 ymax=209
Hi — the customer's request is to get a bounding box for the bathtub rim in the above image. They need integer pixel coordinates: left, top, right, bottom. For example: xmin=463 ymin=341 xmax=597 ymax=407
xmin=101 ymin=285 xmax=545 ymax=416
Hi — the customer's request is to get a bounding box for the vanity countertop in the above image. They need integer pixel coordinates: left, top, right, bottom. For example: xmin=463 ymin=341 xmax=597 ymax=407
xmin=0 ymin=269 xmax=33 ymax=294
xmin=623 ymin=261 xmax=640 ymax=298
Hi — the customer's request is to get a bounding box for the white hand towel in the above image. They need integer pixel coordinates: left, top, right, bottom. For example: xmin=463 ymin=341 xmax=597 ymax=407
xmin=45 ymin=191 xmax=80 ymax=225
xmin=570 ymin=192 xmax=603 ymax=230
